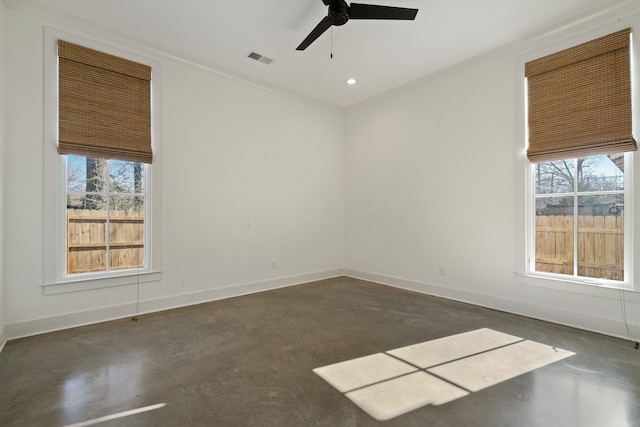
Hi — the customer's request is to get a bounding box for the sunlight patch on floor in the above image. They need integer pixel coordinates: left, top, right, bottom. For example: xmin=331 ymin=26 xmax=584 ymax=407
xmin=62 ymin=403 xmax=166 ymax=427
xmin=313 ymin=328 xmax=574 ymax=421
xmin=428 ymin=339 xmax=575 ymax=392
xmin=313 ymin=353 xmax=417 ymax=393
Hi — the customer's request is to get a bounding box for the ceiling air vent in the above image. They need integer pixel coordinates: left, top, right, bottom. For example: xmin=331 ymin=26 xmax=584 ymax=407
xmin=247 ymin=51 xmax=274 ymax=65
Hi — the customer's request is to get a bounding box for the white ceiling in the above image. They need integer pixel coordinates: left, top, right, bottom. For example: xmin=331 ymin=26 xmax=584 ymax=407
xmin=24 ymin=0 xmax=619 ymax=108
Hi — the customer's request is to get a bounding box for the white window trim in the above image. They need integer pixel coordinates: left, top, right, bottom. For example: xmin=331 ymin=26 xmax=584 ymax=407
xmin=524 ymin=153 xmax=633 ymax=289
xmin=43 ymin=27 xmax=162 ymax=293
xmin=515 ymin=21 xmax=639 ymax=297
xmin=59 ymin=156 xmax=151 ymax=279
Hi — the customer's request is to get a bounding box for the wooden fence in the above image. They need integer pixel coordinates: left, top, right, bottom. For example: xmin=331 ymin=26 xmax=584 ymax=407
xmin=535 ymin=214 xmax=624 ymax=280
xmin=67 ymin=209 xmax=144 ymax=274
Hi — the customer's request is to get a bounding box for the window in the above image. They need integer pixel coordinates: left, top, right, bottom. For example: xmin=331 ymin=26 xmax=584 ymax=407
xmin=520 ymin=27 xmax=636 ymax=288
xmin=533 ymin=153 xmax=627 ymax=282
xmin=43 ymin=28 xmax=162 ymax=292
xmin=57 ymin=39 xmax=152 ymax=280
xmin=65 ymin=155 xmax=146 ymax=275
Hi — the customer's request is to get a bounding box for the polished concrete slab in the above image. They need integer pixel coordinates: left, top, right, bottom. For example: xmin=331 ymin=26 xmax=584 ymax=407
xmin=1 ymin=277 xmax=639 ymax=426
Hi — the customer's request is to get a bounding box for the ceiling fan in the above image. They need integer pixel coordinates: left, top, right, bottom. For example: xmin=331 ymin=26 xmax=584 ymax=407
xmin=296 ymin=0 xmax=419 ymax=51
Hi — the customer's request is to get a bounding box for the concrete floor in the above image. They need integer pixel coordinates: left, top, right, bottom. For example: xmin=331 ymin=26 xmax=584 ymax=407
xmin=1 ymin=276 xmax=639 ymax=426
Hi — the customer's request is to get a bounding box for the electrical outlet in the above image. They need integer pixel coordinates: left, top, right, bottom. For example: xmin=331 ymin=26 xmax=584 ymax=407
xmin=272 ymin=260 xmax=278 ymax=269
xmin=438 ymin=266 xmax=446 ymax=276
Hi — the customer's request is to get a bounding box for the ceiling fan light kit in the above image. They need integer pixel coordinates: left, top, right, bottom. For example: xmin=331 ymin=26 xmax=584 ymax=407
xmin=296 ymin=0 xmax=419 ymax=51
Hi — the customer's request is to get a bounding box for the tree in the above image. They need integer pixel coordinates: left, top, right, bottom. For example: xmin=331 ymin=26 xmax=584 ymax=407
xmin=107 ymin=160 xmax=144 ymax=210
xmin=535 ymin=156 xmax=623 ymax=194
xmin=134 ymin=162 xmax=143 ymax=208
xmin=66 ymin=156 xmax=144 ymax=210
xmin=535 ymin=155 xmax=624 ymax=216
xmin=84 ymin=157 xmax=107 ymax=209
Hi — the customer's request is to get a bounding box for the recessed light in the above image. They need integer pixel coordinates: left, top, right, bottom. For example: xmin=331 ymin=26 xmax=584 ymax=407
xmin=346 ymin=78 xmax=357 ymax=85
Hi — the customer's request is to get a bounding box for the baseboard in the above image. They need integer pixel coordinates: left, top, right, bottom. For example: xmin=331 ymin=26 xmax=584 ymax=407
xmin=0 ymin=325 xmax=6 ymax=353
xmin=7 ymin=268 xmax=636 ymax=344
xmin=139 ymin=269 xmax=345 ymax=314
xmin=5 ymin=269 xmax=344 ymax=340
xmin=344 ymin=269 xmax=640 ymax=342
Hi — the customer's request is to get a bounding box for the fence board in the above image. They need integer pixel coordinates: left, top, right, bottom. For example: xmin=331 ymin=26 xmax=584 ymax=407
xmin=67 ymin=209 xmax=144 ymax=274
xmin=535 ymin=214 xmax=623 ymax=280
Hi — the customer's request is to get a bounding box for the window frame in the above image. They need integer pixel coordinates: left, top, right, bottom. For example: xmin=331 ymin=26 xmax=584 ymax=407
xmin=526 ymin=153 xmax=633 ymax=288
xmin=43 ymin=28 xmax=162 ymax=294
xmin=60 ymin=155 xmax=151 ymax=279
xmin=515 ymin=22 xmax=638 ymax=295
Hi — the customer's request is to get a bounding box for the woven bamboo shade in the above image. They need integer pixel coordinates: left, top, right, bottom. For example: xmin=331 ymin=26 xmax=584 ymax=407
xmin=525 ymin=28 xmax=636 ymax=163
xmin=58 ymin=40 xmax=153 ymax=164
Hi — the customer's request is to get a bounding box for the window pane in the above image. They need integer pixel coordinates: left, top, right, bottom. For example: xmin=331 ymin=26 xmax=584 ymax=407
xmin=533 ymin=160 xmax=626 ymax=283
xmin=535 ymin=196 xmax=574 ymax=216
xmin=576 ymin=154 xmax=624 ymax=192
xmin=66 ymin=155 xmax=87 ymax=192
xmin=66 ymin=207 xmax=107 ymax=274
xmin=66 ymin=157 xmax=146 ymax=275
xmin=109 ymin=160 xmax=144 ymax=194
xmin=535 ymin=196 xmax=574 ymax=275
xmin=577 ymin=194 xmax=624 ymax=281
xmin=85 ymin=157 xmax=108 ymax=194
xmin=534 ymin=160 xmax=574 ymax=195
xmin=109 ymin=195 xmax=144 ymax=271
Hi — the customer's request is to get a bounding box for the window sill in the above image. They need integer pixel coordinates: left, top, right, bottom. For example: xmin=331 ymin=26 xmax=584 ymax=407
xmin=43 ymin=271 xmax=162 ymax=295
xmin=515 ymin=272 xmax=640 ymax=303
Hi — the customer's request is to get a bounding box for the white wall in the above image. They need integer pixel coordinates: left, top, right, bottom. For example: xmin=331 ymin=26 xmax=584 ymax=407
xmin=3 ymin=1 xmax=640 ymax=342
xmin=344 ymin=5 xmax=640 ymax=340
xmin=345 ymin=52 xmax=516 ymax=290
xmin=0 ymin=0 xmax=7 ymax=350
xmin=3 ymin=7 xmax=344 ymax=337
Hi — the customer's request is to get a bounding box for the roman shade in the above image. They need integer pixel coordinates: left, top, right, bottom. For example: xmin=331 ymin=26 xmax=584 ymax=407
xmin=58 ymin=40 xmax=153 ymax=164
xmin=525 ymin=28 xmax=636 ymax=163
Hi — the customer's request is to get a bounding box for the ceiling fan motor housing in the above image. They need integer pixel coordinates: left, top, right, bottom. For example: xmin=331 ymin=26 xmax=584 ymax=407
xmin=329 ymin=4 xmax=349 ymax=26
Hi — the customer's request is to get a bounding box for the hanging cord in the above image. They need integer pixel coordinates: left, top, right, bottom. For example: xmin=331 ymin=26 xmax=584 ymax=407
xmin=613 ymin=164 xmax=636 ymax=348
xmin=131 ymin=173 xmax=143 ymax=322
xmin=618 ymin=285 xmax=638 ymax=348
xmin=132 ymin=265 xmax=140 ymax=321
xmin=132 ymin=208 xmax=141 ymax=321
xmin=330 ymin=27 xmax=333 ymax=59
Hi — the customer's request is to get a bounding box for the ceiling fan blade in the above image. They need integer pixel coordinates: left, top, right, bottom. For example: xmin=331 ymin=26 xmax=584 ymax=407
xmin=323 ymin=0 xmax=348 ymax=5
xmin=348 ymin=3 xmax=418 ymax=20
xmin=296 ymin=16 xmax=332 ymax=50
